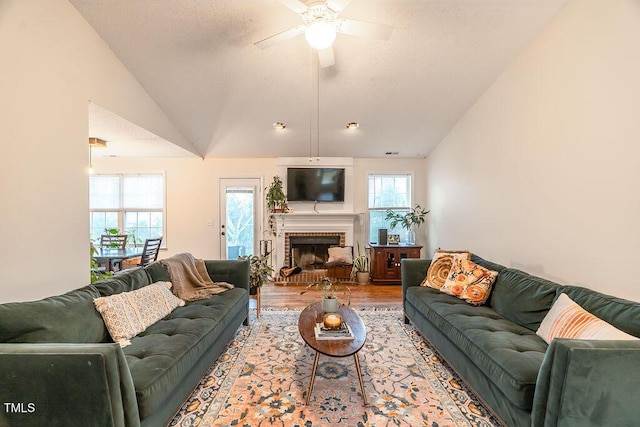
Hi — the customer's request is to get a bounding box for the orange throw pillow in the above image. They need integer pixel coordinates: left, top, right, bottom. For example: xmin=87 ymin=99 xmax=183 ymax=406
xmin=421 ymin=250 xmax=470 ymax=289
xmin=440 ymin=257 xmax=497 ymax=305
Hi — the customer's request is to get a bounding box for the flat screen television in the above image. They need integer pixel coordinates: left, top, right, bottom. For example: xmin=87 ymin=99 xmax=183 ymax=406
xmin=286 ymin=167 xmax=345 ymax=202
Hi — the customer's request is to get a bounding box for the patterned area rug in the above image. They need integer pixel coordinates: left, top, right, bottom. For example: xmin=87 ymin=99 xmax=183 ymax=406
xmin=169 ymin=309 xmax=501 ymax=427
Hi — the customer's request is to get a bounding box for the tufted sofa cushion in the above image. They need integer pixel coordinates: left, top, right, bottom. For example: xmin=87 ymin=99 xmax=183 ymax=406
xmin=122 ymin=287 xmax=247 ymax=419
xmin=406 ymin=286 xmax=547 ymax=410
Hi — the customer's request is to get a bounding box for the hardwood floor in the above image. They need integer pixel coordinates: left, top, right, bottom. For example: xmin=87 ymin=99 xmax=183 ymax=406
xmin=251 ymin=282 xmax=403 ymax=310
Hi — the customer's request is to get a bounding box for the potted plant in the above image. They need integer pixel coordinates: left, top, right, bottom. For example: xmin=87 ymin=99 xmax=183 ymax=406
xmin=240 ymin=251 xmax=274 ymax=295
xmin=101 ymin=227 xmax=142 ymax=247
xmin=351 ymin=242 xmax=370 ymax=285
xmin=266 ymin=175 xmax=288 ymax=213
xmin=90 ymin=245 xmax=113 ymax=283
xmin=385 ymin=204 xmax=430 ymax=244
xmin=265 ymin=175 xmax=288 ymax=236
xmin=300 ymin=277 xmax=350 ymax=313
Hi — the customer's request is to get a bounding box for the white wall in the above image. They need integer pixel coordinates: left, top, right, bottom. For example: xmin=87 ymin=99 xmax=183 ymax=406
xmin=93 ymin=157 xmax=277 ymax=260
xmin=0 ymin=0 xmax=189 ymax=303
xmin=427 ymin=0 xmax=640 ymax=301
xmin=93 ymin=156 xmax=429 ymax=260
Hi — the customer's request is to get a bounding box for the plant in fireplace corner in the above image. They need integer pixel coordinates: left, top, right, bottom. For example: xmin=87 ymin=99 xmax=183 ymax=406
xmin=351 ymin=242 xmax=370 ymax=285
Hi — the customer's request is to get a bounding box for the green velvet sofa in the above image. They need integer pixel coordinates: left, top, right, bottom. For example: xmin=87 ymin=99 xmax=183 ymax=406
xmin=0 ymin=259 xmax=250 ymax=427
xmin=402 ymin=254 xmax=640 ymax=427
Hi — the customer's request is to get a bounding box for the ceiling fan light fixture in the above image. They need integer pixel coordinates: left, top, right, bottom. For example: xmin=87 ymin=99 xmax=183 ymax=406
xmin=305 ymin=19 xmax=336 ymax=50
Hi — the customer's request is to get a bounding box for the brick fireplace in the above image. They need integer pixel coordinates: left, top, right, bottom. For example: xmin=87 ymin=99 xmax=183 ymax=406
xmin=273 ymin=212 xmax=359 ymax=273
xmin=285 ymin=232 xmax=345 ymax=269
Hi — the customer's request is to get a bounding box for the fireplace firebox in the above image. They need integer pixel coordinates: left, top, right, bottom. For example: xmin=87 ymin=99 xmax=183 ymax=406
xmin=285 ymin=232 xmax=345 ymax=270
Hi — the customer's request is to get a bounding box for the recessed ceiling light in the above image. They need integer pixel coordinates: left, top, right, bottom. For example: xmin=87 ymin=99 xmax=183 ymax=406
xmin=346 ymin=122 xmax=359 ymax=129
xmin=273 ymin=122 xmax=286 ymax=130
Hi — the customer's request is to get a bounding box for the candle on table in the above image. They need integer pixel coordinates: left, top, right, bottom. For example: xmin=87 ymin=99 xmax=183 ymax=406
xmin=324 ymin=313 xmax=342 ymax=329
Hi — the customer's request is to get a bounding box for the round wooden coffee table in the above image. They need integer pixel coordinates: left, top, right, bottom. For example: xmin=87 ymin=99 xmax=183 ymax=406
xmin=298 ymin=302 xmax=367 ymax=405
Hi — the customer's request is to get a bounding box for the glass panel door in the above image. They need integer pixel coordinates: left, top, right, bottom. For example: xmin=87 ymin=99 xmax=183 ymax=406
xmin=219 ymin=178 xmax=261 ymax=260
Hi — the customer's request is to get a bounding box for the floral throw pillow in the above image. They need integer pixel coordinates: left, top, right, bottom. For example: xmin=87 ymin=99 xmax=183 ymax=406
xmin=440 ymin=258 xmax=498 ymax=305
xmin=421 ymin=250 xmax=470 ymax=289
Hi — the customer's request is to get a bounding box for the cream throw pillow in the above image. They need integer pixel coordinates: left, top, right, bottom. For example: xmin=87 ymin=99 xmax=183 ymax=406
xmin=421 ymin=250 xmax=470 ymax=289
xmin=327 ymin=246 xmax=353 ymax=264
xmin=440 ymin=257 xmax=498 ymax=305
xmin=536 ymin=293 xmax=638 ymax=344
xmin=94 ymin=282 xmax=185 ymax=347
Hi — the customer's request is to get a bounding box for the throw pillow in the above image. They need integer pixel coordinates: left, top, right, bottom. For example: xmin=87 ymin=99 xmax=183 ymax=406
xmin=440 ymin=257 xmax=498 ymax=305
xmin=327 ymin=246 xmax=353 ymax=264
xmin=94 ymin=281 xmax=185 ymax=347
xmin=536 ymin=293 xmax=638 ymax=344
xmin=421 ymin=250 xmax=471 ymax=289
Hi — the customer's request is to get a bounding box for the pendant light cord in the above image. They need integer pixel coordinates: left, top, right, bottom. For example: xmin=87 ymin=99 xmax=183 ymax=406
xmin=308 ymin=51 xmax=321 ymax=161
xmin=309 ymin=52 xmax=313 ymax=161
xmin=316 ymin=58 xmax=320 ymax=160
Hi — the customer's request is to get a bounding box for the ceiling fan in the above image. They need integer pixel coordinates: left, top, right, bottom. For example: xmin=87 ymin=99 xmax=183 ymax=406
xmin=255 ymin=0 xmax=393 ymax=68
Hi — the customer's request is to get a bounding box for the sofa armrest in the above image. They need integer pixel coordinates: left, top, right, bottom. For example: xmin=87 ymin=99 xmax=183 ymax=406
xmin=401 ymin=259 xmax=431 ymax=323
xmin=205 ymin=259 xmax=250 ymax=291
xmin=532 ymin=338 xmax=640 ymax=427
xmin=401 ymin=258 xmax=431 ymax=295
xmin=0 ymin=343 xmax=139 ymax=427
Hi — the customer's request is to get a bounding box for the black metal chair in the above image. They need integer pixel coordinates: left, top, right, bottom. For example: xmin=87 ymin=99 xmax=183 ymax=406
xmin=99 ymin=234 xmax=128 ymax=271
xmin=100 ymin=234 xmax=128 ymax=249
xmin=139 ymin=237 xmax=163 ymax=267
xmin=120 ymin=237 xmax=163 ymax=270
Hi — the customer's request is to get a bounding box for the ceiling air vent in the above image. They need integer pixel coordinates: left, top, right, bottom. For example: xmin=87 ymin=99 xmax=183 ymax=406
xmin=385 ymin=151 xmax=399 ymax=155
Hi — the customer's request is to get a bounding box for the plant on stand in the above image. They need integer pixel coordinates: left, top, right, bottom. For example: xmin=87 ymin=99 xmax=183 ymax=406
xmin=301 ymin=277 xmax=350 ymax=313
xmin=351 ymin=242 xmax=370 ymax=285
xmin=239 ymin=250 xmax=274 ymax=319
xmin=265 ymin=175 xmax=288 ymax=236
xmin=385 ymin=204 xmax=430 ymax=244
xmin=240 ymin=251 xmax=274 ymax=295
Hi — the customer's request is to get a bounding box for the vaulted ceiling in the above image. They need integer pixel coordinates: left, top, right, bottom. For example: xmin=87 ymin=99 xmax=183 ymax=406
xmin=70 ymin=0 xmax=569 ymax=158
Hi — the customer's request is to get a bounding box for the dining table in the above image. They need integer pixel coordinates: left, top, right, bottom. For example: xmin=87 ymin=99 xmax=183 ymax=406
xmin=94 ymin=247 xmax=144 ymax=272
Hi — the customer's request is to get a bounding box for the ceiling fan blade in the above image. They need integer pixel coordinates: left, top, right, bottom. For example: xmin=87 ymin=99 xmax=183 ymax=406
xmin=337 ymin=19 xmax=393 ymax=40
xmin=255 ymin=26 xmax=305 ymax=49
xmin=317 ymin=46 xmax=335 ymax=68
xmin=277 ymin=0 xmax=308 ymax=14
xmin=326 ymin=0 xmax=353 ymax=13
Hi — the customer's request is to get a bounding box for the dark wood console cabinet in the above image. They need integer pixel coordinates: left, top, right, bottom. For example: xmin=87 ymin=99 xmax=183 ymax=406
xmin=370 ymin=244 xmax=422 ymax=285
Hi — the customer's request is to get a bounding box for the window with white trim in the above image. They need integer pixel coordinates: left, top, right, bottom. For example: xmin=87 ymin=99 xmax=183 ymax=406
xmin=368 ymin=173 xmax=412 ymax=244
xmin=89 ymin=174 xmax=165 ymax=246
